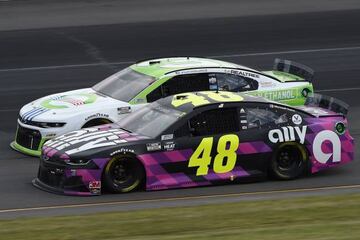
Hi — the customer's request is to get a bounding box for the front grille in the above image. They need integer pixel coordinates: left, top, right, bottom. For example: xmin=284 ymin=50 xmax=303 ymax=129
xmin=38 ymin=162 xmax=88 ymax=191
xmin=16 ymin=124 xmax=42 ymax=150
xmin=38 ymin=162 xmax=65 ymax=188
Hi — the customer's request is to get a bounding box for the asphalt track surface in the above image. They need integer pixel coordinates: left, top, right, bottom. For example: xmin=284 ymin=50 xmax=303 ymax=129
xmin=1 ymin=6 xmax=360 ymax=218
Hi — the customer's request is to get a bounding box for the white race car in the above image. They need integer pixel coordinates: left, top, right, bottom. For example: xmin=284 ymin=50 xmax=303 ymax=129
xmin=11 ymin=57 xmax=314 ymax=156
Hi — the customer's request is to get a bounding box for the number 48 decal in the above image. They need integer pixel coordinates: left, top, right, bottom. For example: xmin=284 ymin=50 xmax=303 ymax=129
xmin=188 ymin=134 xmax=239 ymax=176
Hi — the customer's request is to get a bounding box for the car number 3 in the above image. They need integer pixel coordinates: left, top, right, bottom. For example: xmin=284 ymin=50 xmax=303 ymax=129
xmin=188 ymin=134 xmax=239 ymax=176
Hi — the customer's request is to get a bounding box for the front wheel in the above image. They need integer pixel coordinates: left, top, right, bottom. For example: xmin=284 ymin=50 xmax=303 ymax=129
xmin=270 ymin=143 xmax=308 ymax=180
xmin=103 ymin=156 xmax=144 ymax=193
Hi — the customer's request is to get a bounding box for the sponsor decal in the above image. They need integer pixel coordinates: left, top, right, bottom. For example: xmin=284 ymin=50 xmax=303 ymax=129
xmin=161 ymin=134 xmax=174 ymax=141
xmin=117 ymin=106 xmax=132 ymax=114
xmin=208 ymin=73 xmax=218 ymax=90
xmin=260 ymin=81 xmax=276 ymax=87
xmin=45 ymin=128 xmax=132 ymax=155
xmin=146 ymin=142 xmax=161 ymax=151
xmin=268 ymin=126 xmax=307 ymax=144
xmin=255 ymin=90 xmax=296 ymax=101
xmin=85 ymin=113 xmax=109 ymax=121
xmin=210 ymin=85 xmax=218 ymax=90
xmin=41 ymin=93 xmax=97 ymax=109
xmin=110 ymin=148 xmax=135 ymax=156
xmin=209 ymin=75 xmax=217 ymax=84
xmin=226 ymin=69 xmax=260 ymax=79
xmin=163 ymin=142 xmax=175 ymax=151
xmin=313 ymin=130 xmax=341 ymax=164
xmin=89 ymin=181 xmax=101 ymax=194
xmin=269 ymin=127 xmax=342 ymax=164
xmin=291 ymin=114 xmax=302 ymax=125
xmin=45 ymin=133 xmax=57 ymax=138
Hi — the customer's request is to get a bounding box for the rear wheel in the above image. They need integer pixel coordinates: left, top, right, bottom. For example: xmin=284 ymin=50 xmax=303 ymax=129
xmin=270 ymin=143 xmax=307 ymax=180
xmin=103 ymin=156 xmax=144 ymax=193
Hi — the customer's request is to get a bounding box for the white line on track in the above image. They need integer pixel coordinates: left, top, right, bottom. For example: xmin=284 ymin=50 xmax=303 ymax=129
xmin=317 ymin=87 xmax=360 ymax=92
xmin=1 ymin=46 xmax=360 ymax=73
xmin=0 ymin=184 xmax=360 ymax=214
xmin=209 ymin=46 xmax=360 ymax=58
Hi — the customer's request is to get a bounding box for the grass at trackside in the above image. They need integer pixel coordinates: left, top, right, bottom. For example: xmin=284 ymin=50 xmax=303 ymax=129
xmin=1 ymin=194 xmax=360 ymax=240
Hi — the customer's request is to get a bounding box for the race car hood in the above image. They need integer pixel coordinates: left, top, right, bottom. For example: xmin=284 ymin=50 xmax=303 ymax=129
xmin=19 ymin=88 xmax=127 ymax=122
xmin=42 ymin=124 xmax=149 ymax=159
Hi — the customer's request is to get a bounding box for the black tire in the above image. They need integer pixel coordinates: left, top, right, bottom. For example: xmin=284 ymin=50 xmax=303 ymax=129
xmin=103 ymin=156 xmax=145 ymax=193
xmin=270 ymin=143 xmax=307 ymax=180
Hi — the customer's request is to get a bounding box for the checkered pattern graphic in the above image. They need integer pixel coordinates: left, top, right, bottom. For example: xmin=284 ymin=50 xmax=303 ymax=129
xmin=64 ymin=158 xmax=109 ymax=179
xmin=59 ymin=158 xmax=110 ymax=196
xmin=138 ymin=141 xmax=272 ymax=191
xmin=237 ymin=141 xmax=272 ymax=154
xmin=304 ymin=117 xmax=354 ymax=173
xmin=138 ymin=149 xmax=198 ymax=190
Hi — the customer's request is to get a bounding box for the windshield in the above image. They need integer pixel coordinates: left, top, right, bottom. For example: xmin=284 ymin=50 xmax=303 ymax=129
xmin=118 ymin=103 xmax=184 ymax=138
xmin=92 ymin=67 xmax=155 ymax=102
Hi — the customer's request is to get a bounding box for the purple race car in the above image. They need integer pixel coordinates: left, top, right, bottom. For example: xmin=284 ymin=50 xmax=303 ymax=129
xmin=33 ymin=91 xmax=354 ymax=195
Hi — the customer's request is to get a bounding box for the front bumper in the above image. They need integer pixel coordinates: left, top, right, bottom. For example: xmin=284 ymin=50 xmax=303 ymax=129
xmin=33 ymin=157 xmax=107 ymax=196
xmin=11 ymin=123 xmax=45 ymax=157
xmin=11 ymin=141 xmax=42 ymax=157
xmin=32 ymin=178 xmax=95 ymax=196
xmin=11 ymin=120 xmax=62 ymax=157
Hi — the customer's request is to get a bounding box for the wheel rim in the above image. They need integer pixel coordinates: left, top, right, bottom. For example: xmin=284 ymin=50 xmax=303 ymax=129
xmin=109 ymin=159 xmax=135 ymax=186
xmin=277 ymin=146 xmax=303 ymax=172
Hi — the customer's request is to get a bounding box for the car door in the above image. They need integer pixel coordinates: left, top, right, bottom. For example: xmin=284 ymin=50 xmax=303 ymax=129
xmin=167 ymin=106 xmax=242 ymax=185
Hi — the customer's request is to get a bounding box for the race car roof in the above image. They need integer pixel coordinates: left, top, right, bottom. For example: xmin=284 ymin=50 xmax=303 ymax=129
xmin=157 ymin=91 xmax=272 ymax=113
xmin=130 ymin=57 xmax=258 ymax=79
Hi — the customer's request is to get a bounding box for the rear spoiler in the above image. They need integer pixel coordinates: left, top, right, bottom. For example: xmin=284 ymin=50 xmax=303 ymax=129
xmin=273 ymin=58 xmax=315 ymax=82
xmin=305 ymin=93 xmax=349 ymax=116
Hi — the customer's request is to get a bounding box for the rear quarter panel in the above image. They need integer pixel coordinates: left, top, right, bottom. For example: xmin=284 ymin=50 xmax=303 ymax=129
xmin=304 ymin=116 xmax=354 ymax=173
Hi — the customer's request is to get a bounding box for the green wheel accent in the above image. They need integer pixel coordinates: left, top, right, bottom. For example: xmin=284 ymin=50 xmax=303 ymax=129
xmin=103 ymin=156 xmax=144 ymax=193
xmin=41 ymin=93 xmax=97 ymax=109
